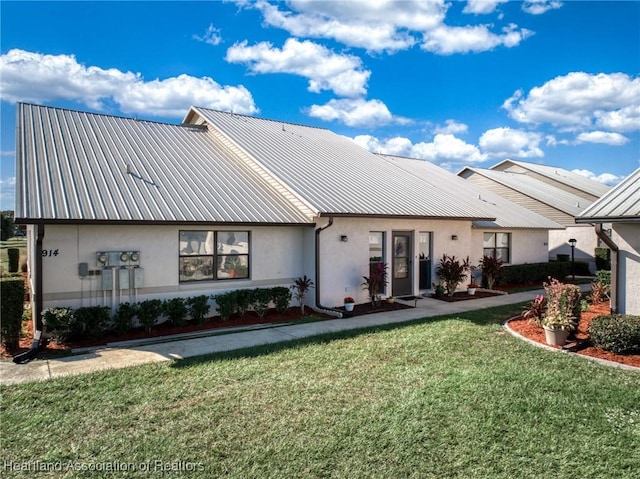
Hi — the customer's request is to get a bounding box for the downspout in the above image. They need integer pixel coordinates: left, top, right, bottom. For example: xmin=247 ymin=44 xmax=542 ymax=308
xmin=13 ymin=223 xmax=45 ymax=363
xmin=314 ymin=216 xmax=343 ymax=318
xmin=595 ymin=223 xmax=619 ymax=314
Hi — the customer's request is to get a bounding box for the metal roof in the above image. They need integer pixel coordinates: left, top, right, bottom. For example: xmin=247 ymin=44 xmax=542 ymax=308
xmin=492 ymin=159 xmax=611 ymax=198
xmin=15 ymin=103 xmax=312 ymax=224
xmin=459 ymin=167 xmax=593 ymax=217
xmin=379 ymin=155 xmax=563 ymax=230
xmin=187 ymin=107 xmax=494 ymax=220
xmin=577 ymin=167 xmax=640 ymax=223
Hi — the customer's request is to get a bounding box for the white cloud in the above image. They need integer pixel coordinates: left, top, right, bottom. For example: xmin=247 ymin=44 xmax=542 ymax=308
xmin=421 ymin=23 xmax=533 ymax=55
xmin=572 ymin=169 xmax=621 ymax=186
xmin=434 ymin=119 xmax=469 ymax=135
xmin=503 ymin=72 xmax=640 ymax=132
xmin=522 ymin=0 xmax=563 ymax=15
xmin=226 ymin=38 xmax=370 ymax=97
xmin=352 ymin=132 xmax=485 ymax=164
xmin=307 ymin=98 xmax=395 ymax=128
xmin=464 ymin=0 xmax=509 ymax=15
xmin=575 ymin=131 xmax=629 ymax=146
xmin=193 ymin=24 xmax=223 ymax=46
xmin=479 ymin=127 xmax=544 ymax=158
xmin=0 ymin=49 xmax=257 ymax=117
xmin=0 ymin=177 xmax=15 ymax=210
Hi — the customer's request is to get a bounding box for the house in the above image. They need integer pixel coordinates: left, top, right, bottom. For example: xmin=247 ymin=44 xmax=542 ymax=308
xmin=15 ymin=103 xmax=560 ymax=326
xmin=458 ymin=161 xmax=611 ymax=271
xmin=576 ymin=168 xmax=640 ymax=315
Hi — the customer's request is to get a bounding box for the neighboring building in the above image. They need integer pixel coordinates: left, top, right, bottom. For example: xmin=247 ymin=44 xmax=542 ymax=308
xmin=458 ymin=161 xmax=611 ymax=271
xmin=577 ymin=168 xmax=640 ymax=315
xmin=15 ymin=103 xmax=561 ymax=323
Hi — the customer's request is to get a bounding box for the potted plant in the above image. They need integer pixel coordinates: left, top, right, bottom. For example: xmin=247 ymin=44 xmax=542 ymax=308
xmin=467 ymin=281 xmax=479 ymax=295
xmin=539 ymin=278 xmax=581 ymax=346
xmin=343 ymin=296 xmax=355 ymax=312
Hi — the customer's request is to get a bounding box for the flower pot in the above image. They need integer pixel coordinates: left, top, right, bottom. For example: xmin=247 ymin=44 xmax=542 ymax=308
xmin=344 ymin=303 xmax=354 ymax=312
xmin=543 ymin=326 xmax=569 ymax=346
xmin=467 ymin=288 xmax=476 ymax=295
xmin=386 ymin=297 xmax=395 ymax=304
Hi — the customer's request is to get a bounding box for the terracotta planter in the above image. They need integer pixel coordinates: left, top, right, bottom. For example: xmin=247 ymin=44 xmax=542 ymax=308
xmin=344 ymin=303 xmax=354 ymax=312
xmin=543 ymin=326 xmax=569 ymax=346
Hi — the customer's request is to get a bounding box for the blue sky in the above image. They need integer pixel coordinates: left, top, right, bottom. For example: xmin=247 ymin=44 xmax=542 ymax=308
xmin=1 ymin=0 xmax=639 ymax=210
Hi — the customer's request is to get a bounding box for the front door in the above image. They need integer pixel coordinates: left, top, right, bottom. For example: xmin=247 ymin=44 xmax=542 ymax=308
xmin=392 ymin=232 xmax=412 ymax=297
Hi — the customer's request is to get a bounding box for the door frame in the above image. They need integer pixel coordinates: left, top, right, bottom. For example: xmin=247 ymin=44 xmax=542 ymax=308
xmin=391 ymin=231 xmax=413 ymax=297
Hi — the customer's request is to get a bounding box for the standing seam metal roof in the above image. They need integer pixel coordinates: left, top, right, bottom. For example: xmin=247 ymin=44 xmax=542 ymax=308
xmin=15 ymin=103 xmax=312 ymax=224
xmin=577 ymin=167 xmax=640 ymax=222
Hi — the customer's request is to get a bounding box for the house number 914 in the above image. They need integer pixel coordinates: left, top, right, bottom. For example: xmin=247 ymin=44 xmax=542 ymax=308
xmin=42 ymin=249 xmax=59 ymax=257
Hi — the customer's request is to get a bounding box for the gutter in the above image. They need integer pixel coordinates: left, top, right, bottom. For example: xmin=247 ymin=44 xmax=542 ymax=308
xmin=13 ymin=224 xmax=45 ymax=363
xmin=314 ymin=216 xmax=343 ymax=318
xmin=594 ymin=223 xmax=619 ymax=314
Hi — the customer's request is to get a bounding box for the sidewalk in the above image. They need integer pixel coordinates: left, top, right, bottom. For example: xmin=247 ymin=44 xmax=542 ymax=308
xmin=0 ymin=288 xmax=562 ymax=386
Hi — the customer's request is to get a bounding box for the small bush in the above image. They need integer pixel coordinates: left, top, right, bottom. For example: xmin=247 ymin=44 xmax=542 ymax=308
xmin=137 ymin=299 xmax=163 ymax=332
xmin=42 ymin=307 xmax=79 ymax=344
xmin=75 ymin=306 xmax=111 ymax=340
xmin=7 ymin=248 xmax=20 ymax=273
xmin=589 ymin=315 xmax=640 ymax=354
xmin=595 ymin=247 xmax=611 ymax=271
xmin=113 ymin=302 xmax=137 ymax=334
xmin=0 ymin=276 xmax=25 ymax=348
xmin=435 ymin=255 xmax=470 ymax=297
xmin=271 ymin=286 xmax=291 ymax=313
xmin=187 ymin=295 xmax=210 ymax=324
xmin=498 ymin=262 xmax=571 ymax=286
xmin=235 ymin=289 xmax=253 ymax=316
xmin=251 ymin=288 xmax=272 ymax=318
xmin=213 ymin=292 xmax=236 ymax=321
xmin=163 ymin=297 xmax=188 ymax=326
xmin=479 ymin=255 xmax=503 ymax=290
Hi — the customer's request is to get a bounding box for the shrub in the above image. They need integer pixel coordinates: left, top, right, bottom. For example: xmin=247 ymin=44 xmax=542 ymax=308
xmin=498 ymin=262 xmax=571 ymax=286
xmin=163 ymin=297 xmax=188 ymax=326
xmin=0 ymin=276 xmax=25 ymax=348
xmin=542 ymin=278 xmax=581 ymax=331
xmin=187 ymin=295 xmax=210 ymax=324
xmin=271 ymin=286 xmax=292 ymax=313
xmin=292 ymin=275 xmax=315 ymax=314
xmin=235 ymin=289 xmax=253 ymax=316
xmin=42 ymin=307 xmax=79 ymax=344
xmin=7 ymin=248 xmax=20 ymax=273
xmin=251 ymin=288 xmax=272 ymax=318
xmin=137 ymin=299 xmax=163 ymax=332
xmin=522 ymin=295 xmax=546 ymax=326
xmin=75 ymin=306 xmax=111 ymax=340
xmin=213 ymin=292 xmax=236 ymax=321
xmin=589 ymin=315 xmax=640 ymax=354
xmin=595 ymin=247 xmax=611 ymax=271
xmin=478 ymin=255 xmax=503 ymax=290
xmin=113 ymin=302 xmax=137 ymax=335
xmin=436 ymin=255 xmax=471 ymax=297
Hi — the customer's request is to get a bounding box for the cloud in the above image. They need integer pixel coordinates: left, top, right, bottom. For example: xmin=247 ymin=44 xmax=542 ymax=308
xmin=503 ymin=72 xmax=640 ymax=132
xmin=352 ymin=132 xmax=486 ymax=164
xmin=479 ymin=127 xmax=544 ymax=158
xmin=572 ymin=169 xmax=621 ymax=186
xmin=193 ymin=24 xmax=223 ymax=46
xmin=0 ymin=49 xmax=257 ymax=117
xmin=0 ymin=177 xmax=15 ymax=210
xmin=421 ymin=23 xmax=533 ymax=54
xmin=522 ymin=0 xmax=563 ymax=15
xmin=226 ymin=38 xmax=370 ymax=97
xmin=307 ymin=98 xmax=397 ymax=128
xmin=434 ymin=119 xmax=469 ymax=135
xmin=464 ymin=0 xmax=509 ymax=15
xmin=575 ymin=131 xmax=629 ymax=146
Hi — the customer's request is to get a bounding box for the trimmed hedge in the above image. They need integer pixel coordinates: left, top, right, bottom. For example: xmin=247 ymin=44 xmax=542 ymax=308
xmin=7 ymin=248 xmax=20 ymax=273
xmin=0 ymin=276 xmax=25 ymax=348
xmin=213 ymin=286 xmax=293 ymax=320
xmin=497 ymin=262 xmax=571 ymax=286
xmin=595 ymin=247 xmax=611 ymax=271
xmin=589 ymin=314 xmax=640 ymax=354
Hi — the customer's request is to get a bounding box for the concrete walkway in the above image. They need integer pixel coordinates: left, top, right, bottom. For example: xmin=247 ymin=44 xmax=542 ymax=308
xmin=0 ymin=288 xmax=587 ymax=386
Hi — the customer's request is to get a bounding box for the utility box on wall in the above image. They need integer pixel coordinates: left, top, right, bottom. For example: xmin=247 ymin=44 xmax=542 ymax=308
xmin=101 ymin=268 xmax=114 ymax=290
xmin=118 ymin=267 xmax=130 ymax=289
xmin=133 ymin=267 xmax=144 ymax=288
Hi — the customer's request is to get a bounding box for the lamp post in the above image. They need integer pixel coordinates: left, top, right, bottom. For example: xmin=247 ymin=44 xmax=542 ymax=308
xmin=569 ymin=238 xmax=577 ymax=281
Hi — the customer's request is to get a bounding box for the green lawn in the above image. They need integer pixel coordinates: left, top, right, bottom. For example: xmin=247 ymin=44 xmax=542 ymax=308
xmin=1 ymin=303 xmax=639 ymax=478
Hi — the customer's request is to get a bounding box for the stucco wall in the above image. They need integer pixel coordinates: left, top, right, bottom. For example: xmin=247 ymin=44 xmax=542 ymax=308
xmin=613 ymin=223 xmax=640 ymax=315
xmin=549 ymin=224 xmax=598 ymax=271
xmin=470 ymin=228 xmax=550 ymax=267
xmin=38 ymin=224 xmax=309 ymax=310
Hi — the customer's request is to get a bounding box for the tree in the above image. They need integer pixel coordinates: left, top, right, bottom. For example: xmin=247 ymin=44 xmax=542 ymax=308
xmin=1 ymin=211 xmax=15 ymax=241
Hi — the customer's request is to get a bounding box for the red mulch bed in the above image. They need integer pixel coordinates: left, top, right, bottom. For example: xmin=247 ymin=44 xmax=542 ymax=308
xmin=1 ymin=301 xmax=412 ymax=359
xmin=431 ymin=290 xmax=504 ymax=302
xmin=507 ymin=301 xmax=640 ymax=368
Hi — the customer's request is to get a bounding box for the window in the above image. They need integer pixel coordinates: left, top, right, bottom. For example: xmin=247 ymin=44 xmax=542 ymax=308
xmin=369 ymin=232 xmax=385 ymax=294
xmin=179 ymin=231 xmax=250 ymax=282
xmin=483 ymin=232 xmax=510 ymax=263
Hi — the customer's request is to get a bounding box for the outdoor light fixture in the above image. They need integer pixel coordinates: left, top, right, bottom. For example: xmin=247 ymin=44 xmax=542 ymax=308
xmin=568 ymin=238 xmax=577 ymax=280
xmin=340 ymin=235 xmax=348 ymax=242
xmin=451 ymin=235 xmax=458 ymax=241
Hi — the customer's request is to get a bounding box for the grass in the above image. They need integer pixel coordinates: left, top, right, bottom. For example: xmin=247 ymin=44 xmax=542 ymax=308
xmin=1 ymin=303 xmax=639 ymax=478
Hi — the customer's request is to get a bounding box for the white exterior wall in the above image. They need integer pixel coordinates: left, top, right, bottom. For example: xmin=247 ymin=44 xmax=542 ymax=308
xmin=37 ymin=224 xmax=309 ymax=311
xmin=549 ymin=224 xmax=598 ymax=271
xmin=613 ymin=223 xmax=640 ymax=315
xmin=315 ymin=217 xmax=473 ymax=308
xmin=470 ymin=229 xmax=550 ymax=266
